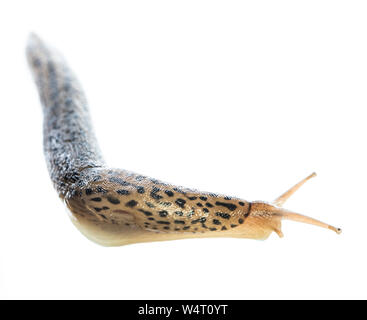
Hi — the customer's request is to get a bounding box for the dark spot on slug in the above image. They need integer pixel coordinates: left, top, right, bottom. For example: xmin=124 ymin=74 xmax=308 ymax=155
xmin=93 ymin=175 xmax=102 ymax=182
xmin=221 ymin=226 xmax=227 ymax=231
xmin=188 ymin=196 xmax=197 ymax=200
xmin=163 ymin=226 xmax=170 ymax=230
xmin=196 ymin=203 xmax=203 ymax=207
xmin=159 ymin=210 xmax=168 ymax=218
xmin=245 ymin=202 xmax=252 ymax=217
xmin=216 ymin=212 xmax=231 ymax=219
xmin=206 ymin=203 xmax=213 ymax=208
xmin=136 ymin=186 xmax=145 ymax=194
xmin=224 ymin=196 xmax=232 ymax=200
xmin=94 ymin=207 xmax=102 ymax=212
xmin=175 ymin=199 xmax=186 ymax=208
xmin=203 ymin=208 xmax=209 ymax=213
xmin=239 ymin=201 xmax=245 ymax=206
xmin=91 ymin=197 xmax=102 ymax=202
xmin=191 ymin=217 xmax=206 ymax=224
xmin=175 ymin=211 xmax=184 ymax=216
xmin=150 ymin=187 xmax=163 ymax=200
xmin=231 ymin=224 xmax=238 ymax=228
xmin=85 ymin=188 xmax=93 ymax=195
xmin=102 ymin=206 xmax=109 ymax=210
xmin=238 ymin=218 xmax=244 ymax=224
xmin=138 ymin=209 xmax=153 ymax=216
xmin=215 ymin=201 xmax=237 ymax=211
xmin=145 ymin=202 xmax=155 ymax=208
xmin=99 ymin=214 xmax=107 ymax=220
xmin=165 ymin=190 xmax=174 ymax=197
xmin=32 ymin=57 xmax=41 ymax=68
xmin=117 ymin=189 xmax=130 ymax=195
xmin=157 ymin=221 xmax=170 ymax=225
xmin=173 ymin=187 xmax=186 ymax=194
xmin=160 ymin=202 xmax=172 ymax=207
xmin=183 ymin=226 xmax=190 ymax=230
xmin=148 ymin=217 xmax=155 ymax=221
xmin=210 ymin=228 xmax=217 ymax=231
xmin=109 ymin=176 xmax=130 ymax=186
xmin=151 ymin=193 xmax=163 ymax=200
xmin=107 ymin=196 xmax=120 ymax=205
xmin=212 ymin=219 xmax=221 ymax=225
xmin=174 ymin=220 xmax=185 ymax=224
xmin=199 ymin=196 xmax=207 ymax=201
xmin=126 ymin=200 xmax=138 ymax=207
xmin=63 ymin=83 xmax=71 ymax=92
xmin=96 ymin=186 xmax=107 ymax=194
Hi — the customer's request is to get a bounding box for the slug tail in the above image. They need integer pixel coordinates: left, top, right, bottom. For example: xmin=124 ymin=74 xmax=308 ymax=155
xmin=26 ymin=33 xmax=105 ymax=198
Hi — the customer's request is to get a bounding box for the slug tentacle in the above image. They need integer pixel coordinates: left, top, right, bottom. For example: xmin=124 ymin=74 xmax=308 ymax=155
xmin=270 ymin=172 xmax=341 ymax=234
xmin=27 ymin=34 xmax=341 ymax=246
xmin=276 ymin=210 xmax=342 ymax=234
xmin=273 ymin=172 xmax=317 ymax=207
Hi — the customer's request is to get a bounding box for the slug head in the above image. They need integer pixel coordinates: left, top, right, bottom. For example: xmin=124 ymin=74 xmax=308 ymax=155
xmin=243 ymin=201 xmax=284 ymax=239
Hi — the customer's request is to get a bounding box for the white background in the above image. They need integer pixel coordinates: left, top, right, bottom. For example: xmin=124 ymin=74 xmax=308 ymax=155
xmin=0 ymin=0 xmax=366 ymax=299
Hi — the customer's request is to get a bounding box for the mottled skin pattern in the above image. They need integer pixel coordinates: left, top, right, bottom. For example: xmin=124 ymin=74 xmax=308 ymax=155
xmin=64 ymin=167 xmax=268 ymax=245
xmin=27 ymin=34 xmax=340 ymax=246
xmin=26 ymin=34 xmax=105 ymax=197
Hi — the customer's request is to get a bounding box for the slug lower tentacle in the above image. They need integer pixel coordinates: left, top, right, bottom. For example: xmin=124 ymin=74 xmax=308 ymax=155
xmin=27 ymin=34 xmax=341 ymax=246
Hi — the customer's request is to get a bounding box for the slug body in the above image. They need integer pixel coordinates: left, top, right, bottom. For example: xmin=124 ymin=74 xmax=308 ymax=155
xmin=27 ymin=34 xmax=341 ymax=246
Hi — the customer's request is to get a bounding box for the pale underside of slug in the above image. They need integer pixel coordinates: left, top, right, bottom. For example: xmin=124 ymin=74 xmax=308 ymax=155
xmin=26 ymin=33 xmax=341 ymax=247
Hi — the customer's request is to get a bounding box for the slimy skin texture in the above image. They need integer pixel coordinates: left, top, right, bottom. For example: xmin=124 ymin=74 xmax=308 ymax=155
xmin=27 ymin=34 xmax=341 ymax=246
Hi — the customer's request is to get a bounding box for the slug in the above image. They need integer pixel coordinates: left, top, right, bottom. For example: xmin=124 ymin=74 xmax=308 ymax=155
xmin=26 ymin=33 xmax=341 ymax=246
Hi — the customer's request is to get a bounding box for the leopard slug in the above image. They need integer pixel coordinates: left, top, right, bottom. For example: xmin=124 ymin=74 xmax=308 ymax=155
xmin=26 ymin=33 xmax=341 ymax=246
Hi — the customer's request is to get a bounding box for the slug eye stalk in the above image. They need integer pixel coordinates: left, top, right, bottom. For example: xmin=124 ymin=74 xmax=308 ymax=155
xmin=273 ymin=172 xmax=317 ymax=207
xmin=272 ymin=172 xmax=341 ymax=235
